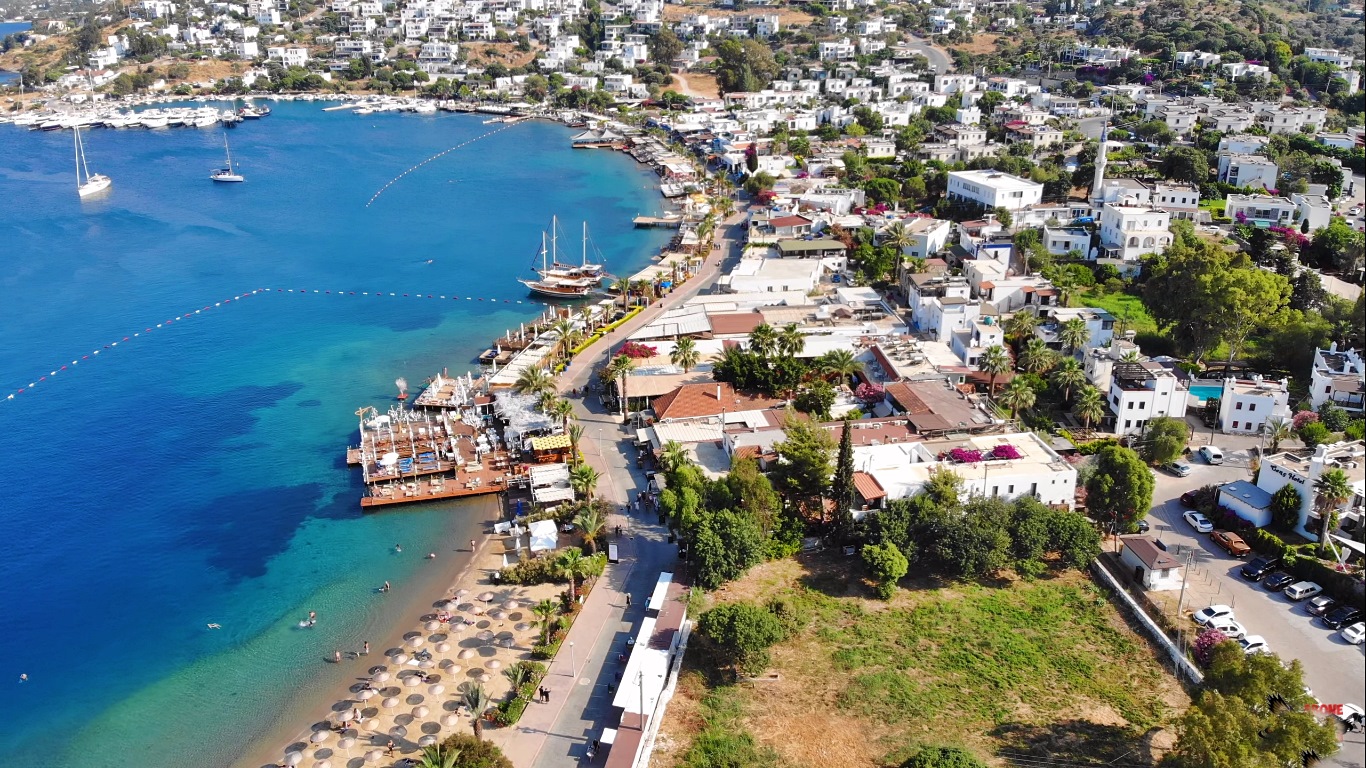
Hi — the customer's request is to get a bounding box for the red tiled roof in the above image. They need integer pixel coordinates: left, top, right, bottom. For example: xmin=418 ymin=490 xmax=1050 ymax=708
xmin=769 ymin=214 xmax=812 ymax=228
xmin=853 ymin=471 xmax=886 ymax=501
xmin=651 ymin=382 xmax=785 ymax=421
xmin=708 ymin=312 xmax=764 ymax=336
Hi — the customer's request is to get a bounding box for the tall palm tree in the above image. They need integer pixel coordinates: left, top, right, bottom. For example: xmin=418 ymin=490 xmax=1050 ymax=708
xmin=1051 ymin=269 xmax=1077 ymax=307
xmin=578 ymin=304 xmax=597 ymax=334
xmin=1314 ymin=468 xmax=1351 ymax=555
xmin=748 ymin=323 xmax=778 ymax=358
xmin=1264 ymin=417 xmax=1292 ymax=454
xmin=605 ymin=354 xmax=635 ymax=417
xmin=1018 ymin=337 xmax=1055 ymax=374
xmin=569 ymin=463 xmax=601 ymax=501
xmin=660 ymin=440 xmax=691 ymax=473
xmin=550 ymin=397 xmax=575 ymax=428
xmin=671 ymin=336 xmax=700 ymax=373
xmin=574 ymin=504 xmax=607 ymax=554
xmin=556 ymin=548 xmax=588 ymax=601
xmin=539 ymin=390 xmax=561 ymax=415
xmin=613 ymin=276 xmax=632 ymax=311
xmin=998 ymin=377 xmax=1037 ymax=420
xmin=550 ymin=317 xmax=580 ymax=360
xmin=631 ymin=278 xmax=653 ymax=304
xmin=503 ymin=661 xmax=533 ymax=693
xmin=1059 ymin=317 xmax=1091 ymax=356
xmin=978 ymin=344 xmax=1011 ymax=394
xmin=777 ymin=323 xmax=806 ymax=357
xmin=1120 ymin=349 xmax=1142 ymax=363
xmin=415 ymin=744 xmax=462 ymax=768
xmin=880 ymin=221 xmax=911 ymax=250
xmin=1050 ymin=357 xmax=1086 ymax=402
xmin=819 ymin=348 xmax=861 ymax=384
xmin=1074 ymin=384 xmax=1106 ymax=430
xmin=1003 ymin=311 xmax=1039 ymax=343
xmin=459 ymin=681 xmax=493 ymax=740
xmin=567 ymin=422 xmax=585 ymax=462
xmin=531 ymin=598 xmax=559 ymax=645
xmin=514 ymin=366 xmax=555 ymax=396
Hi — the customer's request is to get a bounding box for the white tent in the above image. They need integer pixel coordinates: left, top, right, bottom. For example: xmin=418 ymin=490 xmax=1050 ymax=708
xmin=528 ymin=519 xmax=559 ymax=552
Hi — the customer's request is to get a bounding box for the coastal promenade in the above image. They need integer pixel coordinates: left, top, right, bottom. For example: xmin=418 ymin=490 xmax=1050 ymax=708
xmin=492 ymin=210 xmax=747 ymax=767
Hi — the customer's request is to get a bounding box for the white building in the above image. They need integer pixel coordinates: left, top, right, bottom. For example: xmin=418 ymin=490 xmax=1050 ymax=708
xmin=1153 ymin=183 xmax=1201 ymax=222
xmin=1215 ymin=376 xmax=1291 ymax=434
xmin=1097 ymin=202 xmax=1172 ymax=262
xmin=1250 ymin=442 xmax=1366 ymax=538
xmin=946 ymin=170 xmax=1044 ymax=214
xmin=1309 ymin=344 xmax=1365 ymax=414
xmin=888 ymin=217 xmax=952 ymax=260
xmin=1218 ymin=153 xmax=1279 ymax=190
xmin=1119 ymin=536 xmax=1185 ymax=591
xmin=719 ymin=257 xmax=822 ymax=294
xmin=1108 ymin=361 xmax=1189 ymax=435
xmin=1042 ymin=226 xmax=1092 ymax=257
xmin=267 ymin=46 xmax=308 ymax=66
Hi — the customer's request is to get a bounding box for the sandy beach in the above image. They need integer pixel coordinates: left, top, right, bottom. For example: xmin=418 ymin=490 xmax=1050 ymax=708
xmin=239 ymin=495 xmax=567 ymax=768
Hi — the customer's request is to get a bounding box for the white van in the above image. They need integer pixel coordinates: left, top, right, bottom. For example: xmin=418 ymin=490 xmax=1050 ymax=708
xmin=1284 ymin=581 xmax=1324 ymax=601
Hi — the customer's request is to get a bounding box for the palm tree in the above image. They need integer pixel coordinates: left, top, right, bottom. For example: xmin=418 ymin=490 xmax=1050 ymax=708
xmin=538 ymin=390 xmax=560 ymax=416
xmin=550 ymin=397 xmax=574 ymax=428
xmin=531 ymin=598 xmax=559 ymax=645
xmin=660 ymin=440 xmax=690 ymax=473
xmin=459 ymin=681 xmax=493 ymax=740
xmin=819 ymin=348 xmax=861 ymax=384
xmin=1003 ymin=311 xmax=1039 ymax=343
xmin=998 ymin=376 xmax=1037 ymax=420
xmin=503 ymin=661 xmax=534 ymax=693
xmin=671 ymin=336 xmax=700 ymax=373
xmin=550 ymin=317 xmax=580 ymax=360
xmin=556 ymin=548 xmax=588 ymax=601
xmin=613 ymin=276 xmax=632 ymax=311
xmin=978 ymin=344 xmax=1011 ymax=394
xmin=1264 ymin=417 xmax=1292 ymax=453
xmin=1051 ymin=269 xmax=1077 ymax=307
xmin=574 ymin=503 xmax=607 ymax=554
xmin=880 ymin=221 xmax=911 ymax=250
xmin=605 ymin=354 xmax=635 ymax=417
xmin=777 ymin=323 xmax=806 ymax=357
xmin=631 ymin=278 xmax=653 ymax=304
xmin=748 ymin=323 xmax=778 ymax=358
xmin=514 ymin=366 xmax=555 ymax=396
xmin=1019 ymin=337 xmax=1056 ymax=374
xmin=1074 ymin=384 xmax=1106 ymax=430
xmin=567 ymin=422 xmax=585 ymax=462
xmin=1314 ymin=468 xmax=1351 ymax=555
xmin=1050 ymin=357 xmax=1086 ymax=402
xmin=578 ymin=304 xmax=597 ymax=334
xmin=1059 ymin=317 xmax=1091 ymax=356
xmin=569 ymin=463 xmax=601 ymax=501
xmin=415 ymin=744 xmax=462 ymax=768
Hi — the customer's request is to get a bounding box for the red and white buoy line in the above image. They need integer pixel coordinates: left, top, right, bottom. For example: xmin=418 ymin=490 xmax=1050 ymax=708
xmin=4 ymin=285 xmax=550 ymax=404
xmin=365 ymin=122 xmax=520 ymax=208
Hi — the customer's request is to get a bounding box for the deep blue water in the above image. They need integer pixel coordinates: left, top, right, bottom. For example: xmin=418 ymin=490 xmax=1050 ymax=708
xmin=0 ymin=101 xmax=671 ymax=767
xmin=1 ymin=21 xmax=32 ymax=83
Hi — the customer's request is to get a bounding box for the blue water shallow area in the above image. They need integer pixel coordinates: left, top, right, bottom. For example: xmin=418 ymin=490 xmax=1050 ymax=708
xmin=0 ymin=102 xmax=672 ymax=767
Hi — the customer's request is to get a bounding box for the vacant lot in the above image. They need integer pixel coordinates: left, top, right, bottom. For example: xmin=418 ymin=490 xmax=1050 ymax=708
xmin=656 ymin=557 xmax=1188 ymax=768
xmin=1075 ymin=290 xmax=1159 ymax=336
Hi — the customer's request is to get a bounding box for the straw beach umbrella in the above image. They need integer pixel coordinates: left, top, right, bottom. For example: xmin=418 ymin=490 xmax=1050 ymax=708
xmin=436 ymin=642 xmax=451 ymax=653
xmin=486 ymin=659 xmax=502 ymax=670
xmin=418 ymin=735 xmax=438 ymax=747
xmin=309 ymin=731 xmax=330 ymax=744
xmin=412 ymin=705 xmax=430 ymax=718
xmin=382 ymin=697 xmax=399 ymax=709
xmin=284 ymin=752 xmax=304 ymax=766
xmin=428 ymin=684 xmax=445 ymax=695
xmin=441 ymin=713 xmax=460 ymax=727
xmin=404 ymin=675 xmax=422 ymax=687
xmin=478 ymin=592 xmax=495 ymax=602
xmin=364 ymin=750 xmax=382 ymax=764
xmin=458 ymin=649 xmax=475 ymax=659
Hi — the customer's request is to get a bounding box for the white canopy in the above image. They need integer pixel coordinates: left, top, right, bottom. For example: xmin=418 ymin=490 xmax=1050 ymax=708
xmin=528 ymin=519 xmax=559 ymax=552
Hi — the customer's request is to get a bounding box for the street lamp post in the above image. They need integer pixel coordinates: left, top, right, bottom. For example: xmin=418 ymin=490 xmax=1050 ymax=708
xmin=569 ymin=641 xmax=576 ymax=677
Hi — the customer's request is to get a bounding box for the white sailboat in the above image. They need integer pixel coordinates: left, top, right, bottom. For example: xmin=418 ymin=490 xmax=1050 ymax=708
xmin=74 ymin=126 xmax=111 ymax=198
xmin=518 ymin=232 xmax=595 ymax=299
xmin=537 ymin=216 xmax=607 ymax=281
xmin=210 ymin=134 xmax=245 ymax=183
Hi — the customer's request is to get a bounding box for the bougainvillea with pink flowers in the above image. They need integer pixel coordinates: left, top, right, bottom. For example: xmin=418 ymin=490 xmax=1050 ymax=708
xmin=618 ymin=341 xmax=658 ymax=359
xmin=855 ymin=381 xmax=885 ymax=404
xmin=949 ymin=447 xmax=984 ymax=463
xmin=991 ymin=444 xmax=1023 ymax=460
xmin=1292 ymin=410 xmax=1319 ymax=431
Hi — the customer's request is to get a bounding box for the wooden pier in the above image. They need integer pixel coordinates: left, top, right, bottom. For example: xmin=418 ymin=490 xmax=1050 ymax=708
xmin=633 ymin=215 xmax=683 ymax=228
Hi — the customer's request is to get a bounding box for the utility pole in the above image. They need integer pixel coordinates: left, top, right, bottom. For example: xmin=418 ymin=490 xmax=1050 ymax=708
xmin=1174 ymin=551 xmax=1194 ymax=618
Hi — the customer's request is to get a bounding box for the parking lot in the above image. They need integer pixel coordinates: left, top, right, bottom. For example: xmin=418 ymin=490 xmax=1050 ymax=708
xmin=1141 ymin=448 xmax=1366 ymax=765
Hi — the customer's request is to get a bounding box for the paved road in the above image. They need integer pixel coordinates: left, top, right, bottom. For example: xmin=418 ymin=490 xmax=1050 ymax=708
xmin=1143 ymin=455 xmax=1366 ymax=767
xmin=904 ymin=34 xmax=953 ymax=74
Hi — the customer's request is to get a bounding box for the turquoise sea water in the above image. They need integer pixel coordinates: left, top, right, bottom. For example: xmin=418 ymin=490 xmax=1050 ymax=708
xmin=0 ymin=102 xmax=672 ymax=767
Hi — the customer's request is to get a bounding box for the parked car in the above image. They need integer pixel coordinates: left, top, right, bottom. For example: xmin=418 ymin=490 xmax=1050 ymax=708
xmin=1163 ymin=460 xmax=1193 ymax=477
xmin=1199 ymin=446 xmax=1225 ymax=464
xmin=1184 ymin=510 xmax=1214 ymax=533
xmin=1241 ymin=556 xmax=1280 ymax=581
xmin=1210 ymin=530 xmax=1251 ymax=557
xmin=1284 ymin=581 xmax=1324 ymax=601
xmin=1263 ymin=572 xmax=1296 ymax=591
xmin=1322 ymin=606 xmax=1363 ymax=630
xmin=1180 ymin=490 xmax=1199 ymax=507
xmin=1342 ymin=622 xmax=1366 ymax=645
xmin=1136 ymin=518 xmax=1151 ymax=534
xmin=1238 ymin=634 xmax=1271 ymax=655
xmin=1209 ymin=617 xmax=1248 ymax=639
xmin=1306 ymin=596 xmax=1339 ymax=617
xmin=1194 ymin=604 xmax=1235 ymax=626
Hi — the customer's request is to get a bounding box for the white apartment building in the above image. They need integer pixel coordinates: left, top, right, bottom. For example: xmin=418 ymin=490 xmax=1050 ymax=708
xmin=904 ymin=272 xmax=971 ymax=331
xmin=1152 ymin=183 xmax=1201 ymax=221
xmin=267 ymin=46 xmax=308 ymax=66
xmin=1042 ymin=225 xmax=1091 ymax=257
xmin=233 ymin=40 xmax=259 ymax=58
xmin=1218 ymin=134 xmax=1270 ymax=155
xmin=1218 ymin=153 xmax=1278 ymax=190
xmin=1108 ymin=361 xmax=1189 ymax=435
xmin=1097 ymin=202 xmax=1171 ymax=262
xmin=946 ymin=170 xmax=1044 ymax=214
xmin=1310 ymin=344 xmax=1365 ymax=414
xmin=1214 ymin=376 xmax=1291 ymax=434
xmin=1248 ymin=442 xmax=1366 ymax=538
xmin=890 ymin=217 xmax=952 ymax=261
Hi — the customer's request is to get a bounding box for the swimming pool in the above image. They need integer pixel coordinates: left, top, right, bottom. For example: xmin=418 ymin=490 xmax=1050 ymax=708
xmin=1189 ymin=384 xmax=1223 ymax=402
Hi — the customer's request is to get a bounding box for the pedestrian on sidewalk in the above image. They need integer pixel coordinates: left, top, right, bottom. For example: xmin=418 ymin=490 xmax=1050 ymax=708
xmin=543 ymin=687 xmax=551 ymax=704
xmin=470 ymin=539 xmax=477 ymax=552
xmin=625 ymin=593 xmax=632 ymax=607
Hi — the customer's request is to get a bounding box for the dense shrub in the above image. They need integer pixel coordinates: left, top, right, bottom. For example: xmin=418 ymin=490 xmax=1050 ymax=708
xmin=438 ymin=733 xmax=514 ymax=768
xmin=498 ymin=555 xmax=563 ymax=586
xmin=1244 ymin=527 xmax=1287 ymax=557
xmin=493 ymin=696 xmax=527 ymax=726
xmin=901 ymin=745 xmax=989 ymax=768
xmin=1192 ymin=628 xmax=1230 ymax=667
xmin=1076 ymin=437 xmax=1120 ymax=456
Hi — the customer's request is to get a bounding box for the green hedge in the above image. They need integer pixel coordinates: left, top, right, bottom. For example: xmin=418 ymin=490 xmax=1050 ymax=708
xmin=567 ymin=306 xmax=645 ymax=357
xmin=1287 ymin=557 xmax=1365 ymax=605
xmin=1244 ymin=528 xmax=1287 ymax=557
xmin=493 ymin=696 xmax=527 ymax=726
xmin=491 ymin=662 xmax=548 ymax=726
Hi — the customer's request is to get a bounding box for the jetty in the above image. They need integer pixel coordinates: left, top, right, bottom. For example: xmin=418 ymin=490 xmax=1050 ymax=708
xmin=633 ymin=215 xmax=683 ymax=228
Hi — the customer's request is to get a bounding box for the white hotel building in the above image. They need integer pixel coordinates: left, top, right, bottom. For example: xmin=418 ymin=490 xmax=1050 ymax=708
xmin=946 ymin=170 xmax=1044 ymax=214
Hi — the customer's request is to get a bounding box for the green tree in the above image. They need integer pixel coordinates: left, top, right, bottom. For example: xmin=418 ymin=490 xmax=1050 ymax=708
xmin=1050 ymin=357 xmax=1086 ymax=402
xmin=936 ymin=496 xmax=1014 ymax=578
xmin=670 ymin=336 xmax=700 ymax=372
xmin=819 ymin=348 xmax=861 ymax=383
xmin=1162 ymin=145 xmax=1211 ymax=184
xmin=572 ymin=502 xmax=607 ymax=554
xmin=1298 ymin=420 xmax=1331 ymax=448
xmin=438 ymin=733 xmax=513 ymax=768
xmin=1058 ymin=316 xmax=1091 ymax=355
xmin=1264 ymin=417 xmax=1292 ymax=453
xmin=697 ymin=602 xmax=787 ymax=677
xmin=998 ymin=376 xmax=1037 ymax=420
xmin=605 ymin=354 xmax=635 ymax=417
xmin=1086 ymin=445 xmax=1154 ymax=533
xmin=1269 ymin=484 xmax=1302 ymax=531
xmin=568 ymin=462 xmax=600 ymax=502
xmin=726 ymin=456 xmax=780 ymax=537
xmin=660 ymin=440 xmax=691 ymax=473
xmin=415 ymin=742 xmax=462 ymax=768
xmin=861 ymin=541 xmax=909 ymax=599
xmin=1141 ymin=416 xmax=1189 ymax=466
xmin=748 ymin=323 xmax=778 ymax=358
xmin=830 ymin=418 xmax=857 ymax=539
xmin=514 ymin=366 xmax=555 ymax=396
xmin=901 ymin=745 xmax=989 ymax=768
xmin=1003 ymin=311 xmax=1039 ymax=343
xmin=864 ymin=177 xmax=900 ymax=205
xmin=1074 ymin=384 xmax=1106 ymax=430
xmin=714 ymin=38 xmax=779 ymax=93
xmin=978 ymin=344 xmax=1011 ymax=394
xmin=1305 ymin=217 xmax=1366 ymax=273
xmin=458 ymin=682 xmax=494 ymax=740
xmin=1314 ymin=468 xmax=1351 ymax=555
xmin=647 ymin=27 xmax=683 ymax=64
xmin=530 ymin=598 xmax=559 ymax=645
xmin=691 ymin=509 xmax=765 ymax=589
xmin=772 ymin=415 xmax=835 ymax=523
xmin=793 ymin=378 xmax=836 ymax=421
xmin=555 ymin=548 xmax=589 ymax=601
xmin=1018 ymin=336 xmax=1056 ymax=374
xmin=777 ymin=323 xmax=806 ymax=357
